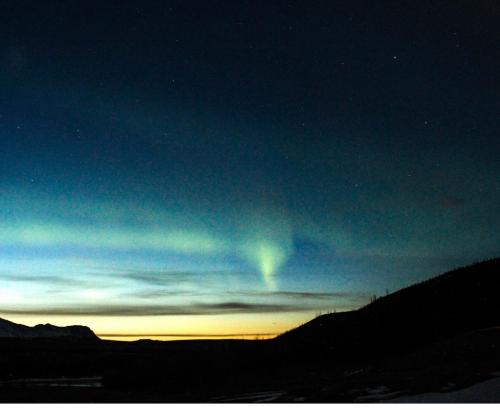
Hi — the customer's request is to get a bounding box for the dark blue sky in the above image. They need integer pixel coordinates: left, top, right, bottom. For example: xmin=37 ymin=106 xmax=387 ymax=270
xmin=0 ymin=1 xmax=499 ymax=337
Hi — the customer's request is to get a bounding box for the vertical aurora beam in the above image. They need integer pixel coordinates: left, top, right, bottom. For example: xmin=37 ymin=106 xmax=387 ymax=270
xmin=239 ymin=213 xmax=293 ymax=290
xmin=254 ymin=241 xmax=289 ymax=290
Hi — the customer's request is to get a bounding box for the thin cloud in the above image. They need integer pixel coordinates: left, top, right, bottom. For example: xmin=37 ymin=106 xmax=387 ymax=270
xmin=102 ymin=267 xmax=245 ymax=287
xmin=227 ymin=290 xmax=368 ymax=300
xmin=0 ymin=301 xmax=312 ymax=316
xmin=0 ymin=273 xmax=80 ymax=285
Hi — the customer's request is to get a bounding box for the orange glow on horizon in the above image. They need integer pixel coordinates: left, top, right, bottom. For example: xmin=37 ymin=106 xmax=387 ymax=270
xmin=1 ymin=311 xmax=315 ymax=342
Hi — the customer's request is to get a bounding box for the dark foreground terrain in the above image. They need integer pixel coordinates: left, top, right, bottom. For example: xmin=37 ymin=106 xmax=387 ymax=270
xmin=1 ymin=258 xmax=499 ymax=402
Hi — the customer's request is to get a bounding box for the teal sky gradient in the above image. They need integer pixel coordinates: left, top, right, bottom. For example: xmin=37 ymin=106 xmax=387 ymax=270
xmin=0 ymin=1 xmax=499 ymax=335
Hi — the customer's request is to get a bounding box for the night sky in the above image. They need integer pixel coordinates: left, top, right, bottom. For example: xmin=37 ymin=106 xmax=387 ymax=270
xmin=0 ymin=1 xmax=499 ymax=339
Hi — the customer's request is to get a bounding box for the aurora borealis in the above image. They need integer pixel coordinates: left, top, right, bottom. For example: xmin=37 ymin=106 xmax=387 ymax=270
xmin=0 ymin=1 xmax=499 ymax=339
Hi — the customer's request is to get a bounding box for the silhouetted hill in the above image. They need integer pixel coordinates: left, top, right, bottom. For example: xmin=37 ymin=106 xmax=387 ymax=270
xmin=0 ymin=318 xmax=98 ymax=339
xmin=277 ymin=258 xmax=500 ymax=357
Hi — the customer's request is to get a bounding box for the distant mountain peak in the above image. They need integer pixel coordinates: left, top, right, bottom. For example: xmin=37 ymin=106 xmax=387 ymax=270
xmin=0 ymin=318 xmax=98 ymax=339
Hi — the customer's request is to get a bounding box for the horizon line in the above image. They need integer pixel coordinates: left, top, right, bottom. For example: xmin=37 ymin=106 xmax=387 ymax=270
xmin=97 ymin=332 xmax=278 ymax=338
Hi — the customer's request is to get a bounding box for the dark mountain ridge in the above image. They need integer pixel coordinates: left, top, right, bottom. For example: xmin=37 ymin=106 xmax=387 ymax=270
xmin=277 ymin=258 xmax=500 ymax=357
xmin=0 ymin=317 xmax=97 ymax=339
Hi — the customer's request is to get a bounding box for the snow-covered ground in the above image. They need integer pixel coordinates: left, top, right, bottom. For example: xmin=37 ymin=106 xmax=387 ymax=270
xmin=384 ymin=376 xmax=500 ymax=403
